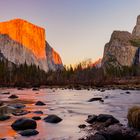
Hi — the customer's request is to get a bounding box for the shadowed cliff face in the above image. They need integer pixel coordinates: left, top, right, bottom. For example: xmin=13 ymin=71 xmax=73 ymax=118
xmin=46 ymin=42 xmax=63 ymax=71
xmin=0 ymin=19 xmax=63 ymax=72
xmin=102 ymin=15 xmax=140 ymax=68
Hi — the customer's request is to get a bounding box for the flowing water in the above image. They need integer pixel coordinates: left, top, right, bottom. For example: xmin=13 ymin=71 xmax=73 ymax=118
xmin=0 ymin=88 xmax=140 ymax=140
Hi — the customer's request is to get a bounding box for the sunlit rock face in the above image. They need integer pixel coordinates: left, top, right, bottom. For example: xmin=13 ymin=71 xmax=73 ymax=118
xmin=0 ymin=19 xmax=63 ymax=72
xmin=0 ymin=19 xmax=46 ymax=59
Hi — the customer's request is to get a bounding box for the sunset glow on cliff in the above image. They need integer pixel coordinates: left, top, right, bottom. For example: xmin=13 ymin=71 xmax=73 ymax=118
xmin=0 ymin=19 xmax=46 ymax=59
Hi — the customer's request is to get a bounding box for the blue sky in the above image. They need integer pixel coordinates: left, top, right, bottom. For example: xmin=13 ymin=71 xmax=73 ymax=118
xmin=0 ymin=0 xmax=140 ymax=65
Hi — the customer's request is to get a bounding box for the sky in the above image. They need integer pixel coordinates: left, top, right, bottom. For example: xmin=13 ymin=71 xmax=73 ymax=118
xmin=0 ymin=0 xmax=140 ymax=65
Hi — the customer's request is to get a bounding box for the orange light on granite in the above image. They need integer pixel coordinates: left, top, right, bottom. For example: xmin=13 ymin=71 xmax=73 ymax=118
xmin=0 ymin=19 xmax=46 ymax=59
xmin=52 ymin=48 xmax=62 ymax=64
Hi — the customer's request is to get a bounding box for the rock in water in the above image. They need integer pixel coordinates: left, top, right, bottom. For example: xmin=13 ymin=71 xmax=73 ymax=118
xmin=96 ymin=114 xmax=119 ymax=123
xmin=0 ymin=19 xmax=63 ymax=72
xmin=88 ymin=97 xmax=102 ymax=102
xmin=32 ymin=116 xmax=41 ymax=120
xmin=11 ymin=118 xmax=37 ymax=130
xmin=44 ymin=115 xmax=62 ymax=123
xmin=0 ymin=115 xmax=11 ymax=121
xmin=8 ymin=94 xmax=18 ymax=99
xmin=19 ymin=129 xmax=39 ymax=136
xmin=12 ymin=110 xmax=30 ymax=116
xmin=33 ymin=111 xmax=43 ymax=114
xmin=35 ymin=101 xmax=46 ymax=106
xmin=8 ymin=103 xmax=25 ymax=109
xmin=86 ymin=115 xmax=97 ymax=124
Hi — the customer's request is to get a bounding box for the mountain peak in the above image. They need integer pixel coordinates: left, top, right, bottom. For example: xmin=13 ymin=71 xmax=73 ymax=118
xmin=0 ymin=18 xmax=46 ymax=59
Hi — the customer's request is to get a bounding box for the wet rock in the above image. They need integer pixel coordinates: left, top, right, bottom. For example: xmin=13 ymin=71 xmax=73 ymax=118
xmin=12 ymin=110 xmax=30 ymax=116
xmin=126 ymin=91 xmax=131 ymax=94
xmin=135 ymin=134 xmax=140 ymax=140
xmin=97 ymin=114 xmax=119 ymax=124
xmin=78 ymin=124 xmax=87 ymax=129
xmin=99 ymin=99 xmax=104 ymax=103
xmin=11 ymin=118 xmax=37 ymax=130
xmin=17 ymin=87 xmax=23 ymax=90
xmin=100 ymin=89 xmax=105 ymax=92
xmin=86 ymin=133 xmax=106 ymax=140
xmin=104 ymin=96 xmax=109 ymax=99
xmin=86 ymin=115 xmax=97 ymax=124
xmin=81 ymin=123 xmax=138 ymax=140
xmin=9 ymin=103 xmax=25 ymax=109
xmin=1 ymin=92 xmax=10 ymax=95
xmin=8 ymin=94 xmax=18 ymax=99
xmin=33 ymin=111 xmax=43 ymax=114
xmin=19 ymin=129 xmax=39 ymax=136
xmin=32 ymin=88 xmax=39 ymax=91
xmin=0 ymin=115 xmax=11 ymax=121
xmin=0 ymin=101 xmax=4 ymax=106
xmin=32 ymin=116 xmax=41 ymax=120
xmin=101 ymin=124 xmax=136 ymax=140
xmin=88 ymin=97 xmax=102 ymax=102
xmin=44 ymin=114 xmax=62 ymax=123
xmin=35 ymin=101 xmax=46 ymax=106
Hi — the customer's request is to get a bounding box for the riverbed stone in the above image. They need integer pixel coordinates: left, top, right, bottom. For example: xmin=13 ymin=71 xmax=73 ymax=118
xmin=88 ymin=97 xmax=102 ymax=102
xmin=8 ymin=94 xmax=18 ymax=99
xmin=0 ymin=115 xmax=11 ymax=121
xmin=33 ymin=111 xmax=43 ymax=114
xmin=35 ymin=101 xmax=46 ymax=106
xmin=86 ymin=115 xmax=97 ymax=124
xmin=96 ymin=114 xmax=119 ymax=124
xmin=11 ymin=118 xmax=37 ymax=130
xmin=32 ymin=116 xmax=41 ymax=120
xmin=19 ymin=129 xmax=39 ymax=136
xmin=12 ymin=110 xmax=30 ymax=116
xmin=44 ymin=114 xmax=62 ymax=123
xmin=8 ymin=103 xmax=25 ymax=109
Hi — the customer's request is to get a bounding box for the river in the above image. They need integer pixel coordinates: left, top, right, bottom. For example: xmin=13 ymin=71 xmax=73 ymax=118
xmin=0 ymin=88 xmax=140 ymax=140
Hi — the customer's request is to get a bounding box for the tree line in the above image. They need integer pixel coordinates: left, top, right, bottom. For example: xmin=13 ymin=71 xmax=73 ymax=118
xmin=0 ymin=59 xmax=140 ymax=87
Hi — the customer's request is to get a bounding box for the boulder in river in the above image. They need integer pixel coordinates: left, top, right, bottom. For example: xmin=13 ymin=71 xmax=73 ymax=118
xmin=8 ymin=94 xmax=18 ymax=99
xmin=86 ymin=115 xmax=97 ymax=124
xmin=44 ymin=114 xmax=62 ymax=123
xmin=88 ymin=97 xmax=102 ymax=102
xmin=96 ymin=114 xmax=119 ymax=124
xmin=12 ymin=110 xmax=30 ymax=116
xmin=8 ymin=103 xmax=25 ymax=109
xmin=11 ymin=118 xmax=37 ymax=130
xmin=0 ymin=101 xmax=4 ymax=106
xmin=32 ymin=116 xmax=41 ymax=120
xmin=2 ymin=92 xmax=10 ymax=95
xmin=19 ymin=129 xmax=39 ymax=136
xmin=35 ymin=101 xmax=46 ymax=106
xmin=33 ymin=111 xmax=43 ymax=114
xmin=0 ymin=115 xmax=11 ymax=121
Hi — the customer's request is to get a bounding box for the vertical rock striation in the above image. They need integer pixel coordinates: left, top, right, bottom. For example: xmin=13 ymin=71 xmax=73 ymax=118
xmin=102 ymin=15 xmax=140 ymax=68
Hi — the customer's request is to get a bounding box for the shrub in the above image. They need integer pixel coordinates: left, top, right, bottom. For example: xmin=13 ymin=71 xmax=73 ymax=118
xmin=127 ymin=106 xmax=140 ymax=129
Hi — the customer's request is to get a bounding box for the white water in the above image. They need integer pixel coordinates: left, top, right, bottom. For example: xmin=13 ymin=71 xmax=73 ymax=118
xmin=0 ymin=88 xmax=140 ymax=140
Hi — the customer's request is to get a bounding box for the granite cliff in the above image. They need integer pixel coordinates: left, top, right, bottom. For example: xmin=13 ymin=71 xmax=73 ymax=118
xmin=102 ymin=15 xmax=140 ymax=68
xmin=0 ymin=19 xmax=63 ymax=72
